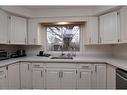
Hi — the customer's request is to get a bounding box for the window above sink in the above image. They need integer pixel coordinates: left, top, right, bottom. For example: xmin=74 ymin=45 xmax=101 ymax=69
xmin=46 ymin=24 xmax=80 ymax=52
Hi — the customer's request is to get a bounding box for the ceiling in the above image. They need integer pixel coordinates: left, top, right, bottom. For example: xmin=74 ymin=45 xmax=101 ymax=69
xmin=0 ymin=6 xmax=121 ymax=18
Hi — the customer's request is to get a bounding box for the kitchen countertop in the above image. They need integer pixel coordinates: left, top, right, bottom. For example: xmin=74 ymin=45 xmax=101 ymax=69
xmin=0 ymin=56 xmax=127 ymax=71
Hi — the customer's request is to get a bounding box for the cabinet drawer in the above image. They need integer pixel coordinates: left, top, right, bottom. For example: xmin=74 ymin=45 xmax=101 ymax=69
xmin=32 ymin=63 xmax=44 ymax=68
xmin=46 ymin=63 xmax=76 ymax=68
xmin=78 ymin=64 xmax=92 ymax=70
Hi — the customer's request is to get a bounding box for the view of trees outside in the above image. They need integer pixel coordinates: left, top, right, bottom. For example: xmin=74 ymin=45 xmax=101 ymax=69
xmin=46 ymin=25 xmax=80 ymax=51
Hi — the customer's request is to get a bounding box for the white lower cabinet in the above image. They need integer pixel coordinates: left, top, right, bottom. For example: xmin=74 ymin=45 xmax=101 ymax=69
xmin=0 ymin=66 xmax=8 ymax=89
xmin=45 ymin=69 xmax=60 ymax=89
xmin=107 ymin=64 xmax=116 ymax=89
xmin=0 ymin=62 xmax=111 ymax=89
xmin=7 ymin=63 xmax=20 ymax=89
xmin=45 ymin=63 xmax=77 ymax=89
xmin=20 ymin=62 xmax=32 ymax=89
xmin=32 ymin=63 xmax=44 ymax=89
xmin=45 ymin=69 xmax=77 ymax=89
xmin=92 ymin=64 xmax=107 ymax=89
xmin=77 ymin=64 xmax=92 ymax=89
xmin=61 ymin=69 xmax=77 ymax=89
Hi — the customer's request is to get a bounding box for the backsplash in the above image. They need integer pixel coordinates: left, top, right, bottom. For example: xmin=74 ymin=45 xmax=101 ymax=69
xmin=83 ymin=45 xmax=114 ymax=57
xmin=113 ymin=44 xmax=127 ymax=58
xmin=19 ymin=44 xmax=114 ymax=57
xmin=0 ymin=45 xmax=21 ymax=55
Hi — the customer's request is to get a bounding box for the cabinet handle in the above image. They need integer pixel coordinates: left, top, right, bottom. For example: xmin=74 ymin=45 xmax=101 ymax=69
xmin=100 ymin=37 xmax=102 ymax=43
xmin=76 ymin=70 xmax=77 ymax=74
xmin=25 ymin=38 xmax=27 ymax=44
xmin=80 ymin=72 xmax=82 ymax=79
xmin=8 ymin=40 xmax=11 ymax=44
xmin=95 ymin=65 xmax=97 ymax=72
xmin=9 ymin=16 xmax=11 ymax=19
xmin=41 ymin=71 xmax=43 ymax=78
xmin=34 ymin=38 xmax=36 ymax=44
xmin=118 ymin=39 xmax=121 ymax=42
xmin=59 ymin=72 xmax=61 ymax=78
xmin=61 ymin=72 xmax=63 ymax=78
xmin=6 ymin=66 xmax=8 ymax=70
xmin=89 ymin=37 xmax=91 ymax=43
xmin=28 ymin=64 xmax=29 ymax=71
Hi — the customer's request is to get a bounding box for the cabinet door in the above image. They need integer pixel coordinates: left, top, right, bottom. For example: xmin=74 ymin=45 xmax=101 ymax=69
xmin=20 ymin=63 xmax=32 ymax=89
xmin=86 ymin=17 xmax=98 ymax=44
xmin=28 ymin=19 xmax=37 ymax=45
xmin=10 ymin=16 xmax=27 ymax=45
xmin=100 ymin=12 xmax=118 ymax=44
xmin=8 ymin=63 xmax=20 ymax=89
xmin=92 ymin=64 xmax=106 ymax=89
xmin=32 ymin=69 xmax=44 ymax=89
xmin=107 ymin=65 xmax=116 ymax=89
xmin=78 ymin=70 xmax=91 ymax=89
xmin=0 ymin=10 xmax=8 ymax=44
xmin=61 ymin=69 xmax=77 ymax=89
xmin=45 ymin=69 xmax=60 ymax=89
xmin=120 ymin=7 xmax=127 ymax=43
xmin=28 ymin=19 xmax=43 ymax=45
xmin=0 ymin=67 xmax=8 ymax=89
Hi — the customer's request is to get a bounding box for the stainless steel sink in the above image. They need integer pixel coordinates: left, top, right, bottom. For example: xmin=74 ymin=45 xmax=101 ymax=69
xmin=50 ymin=56 xmax=73 ymax=59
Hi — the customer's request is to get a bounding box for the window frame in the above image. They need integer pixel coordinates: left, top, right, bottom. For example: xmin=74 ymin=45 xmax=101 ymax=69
xmin=43 ymin=24 xmax=84 ymax=54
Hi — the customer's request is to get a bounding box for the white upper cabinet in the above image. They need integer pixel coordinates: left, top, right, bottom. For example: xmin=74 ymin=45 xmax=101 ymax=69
xmin=100 ymin=12 xmax=118 ymax=44
xmin=0 ymin=10 xmax=8 ymax=44
xmin=9 ymin=16 xmax=27 ymax=45
xmin=85 ymin=17 xmax=99 ymax=44
xmin=28 ymin=19 xmax=42 ymax=45
xmin=119 ymin=7 xmax=127 ymax=43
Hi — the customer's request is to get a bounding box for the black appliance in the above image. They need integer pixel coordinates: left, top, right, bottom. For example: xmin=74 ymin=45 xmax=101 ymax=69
xmin=16 ymin=49 xmax=26 ymax=57
xmin=0 ymin=50 xmax=9 ymax=61
xmin=116 ymin=68 xmax=127 ymax=89
xmin=37 ymin=51 xmax=51 ymax=57
xmin=10 ymin=49 xmax=26 ymax=58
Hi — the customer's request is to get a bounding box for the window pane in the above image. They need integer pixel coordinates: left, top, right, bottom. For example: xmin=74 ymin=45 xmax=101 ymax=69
xmin=46 ymin=25 xmax=80 ymax=51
